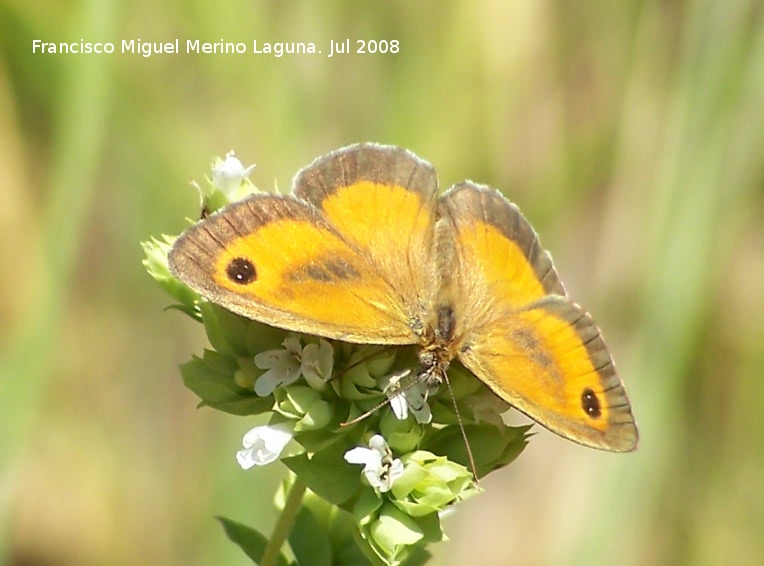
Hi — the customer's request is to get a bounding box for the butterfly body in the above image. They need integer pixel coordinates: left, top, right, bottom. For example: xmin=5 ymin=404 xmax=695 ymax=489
xmin=169 ymin=143 xmax=638 ymax=452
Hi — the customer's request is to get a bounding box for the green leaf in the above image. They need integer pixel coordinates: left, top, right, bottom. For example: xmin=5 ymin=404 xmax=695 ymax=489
xmin=289 ymin=507 xmax=333 ymax=566
xmin=201 ymin=302 xmax=254 ymax=357
xmin=201 ymin=303 xmax=288 ymax=358
xmin=282 ymin=442 xmax=361 ymax=506
xmin=423 ymin=424 xmax=531 ymax=478
xmin=292 ymin=425 xmax=349 ymax=454
xmin=353 ymin=487 xmax=384 ymax=527
xmin=300 ymin=491 xmax=371 ymax=566
xmin=180 ymin=351 xmax=272 ymax=416
xmin=401 ymin=546 xmax=432 ymax=566
xmin=335 ymin=539 xmax=377 ymax=566
xmin=217 ymin=516 xmax=288 ymax=566
xmin=442 ymin=362 xmax=483 ymax=400
xmin=494 ymin=425 xmax=533 ymax=469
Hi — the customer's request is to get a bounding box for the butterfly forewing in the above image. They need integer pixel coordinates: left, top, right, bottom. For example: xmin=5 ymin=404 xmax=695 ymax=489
xmin=169 ymin=144 xmax=441 ymax=344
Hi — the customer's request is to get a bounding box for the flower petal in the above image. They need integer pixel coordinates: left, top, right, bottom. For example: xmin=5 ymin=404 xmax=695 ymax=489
xmin=389 ymin=392 xmax=409 ymax=420
xmin=236 ymin=424 xmax=293 ymax=469
xmin=254 ymin=348 xmax=302 ymax=396
xmin=346 ymin=435 xmax=404 ymax=493
xmin=211 ymin=152 xmax=256 ymax=198
xmin=300 ymin=339 xmax=334 ymax=386
xmin=344 ymin=446 xmax=379 ymax=466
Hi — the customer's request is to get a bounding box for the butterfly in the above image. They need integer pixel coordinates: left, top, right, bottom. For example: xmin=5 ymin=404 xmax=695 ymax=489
xmin=168 ymin=143 xmax=638 ymax=452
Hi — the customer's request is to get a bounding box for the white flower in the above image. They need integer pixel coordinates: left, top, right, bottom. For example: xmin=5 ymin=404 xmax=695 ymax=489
xmin=299 ymin=339 xmax=334 ymax=389
xmin=383 ymin=370 xmax=432 ymax=424
xmin=253 ymin=336 xmax=333 ymax=396
xmin=344 ymin=434 xmax=404 ymax=493
xmin=236 ymin=424 xmax=293 ymax=469
xmin=211 ymin=151 xmax=256 ymax=198
xmin=253 ymin=336 xmax=303 ymax=396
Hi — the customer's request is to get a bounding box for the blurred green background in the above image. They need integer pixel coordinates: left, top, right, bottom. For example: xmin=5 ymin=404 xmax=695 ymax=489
xmin=2 ymin=0 xmax=763 ymax=564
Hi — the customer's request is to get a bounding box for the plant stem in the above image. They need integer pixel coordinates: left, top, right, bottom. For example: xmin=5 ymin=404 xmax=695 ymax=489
xmin=260 ymin=476 xmax=307 ymax=566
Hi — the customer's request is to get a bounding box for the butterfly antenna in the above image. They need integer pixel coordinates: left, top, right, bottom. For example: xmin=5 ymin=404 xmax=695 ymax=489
xmin=440 ymin=370 xmax=479 ymax=481
xmin=340 ymin=396 xmax=392 ymax=426
xmin=340 ymin=369 xmax=418 ymax=426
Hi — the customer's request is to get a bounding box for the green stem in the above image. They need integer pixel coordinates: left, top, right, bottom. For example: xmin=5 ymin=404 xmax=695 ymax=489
xmin=260 ymin=476 xmax=307 ymax=566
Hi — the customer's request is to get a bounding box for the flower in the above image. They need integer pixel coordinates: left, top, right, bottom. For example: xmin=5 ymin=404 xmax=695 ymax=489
xmin=299 ymin=339 xmax=334 ymax=390
xmin=253 ymin=336 xmax=303 ymax=396
xmin=211 ymin=151 xmax=256 ymax=199
xmin=345 ymin=435 xmax=404 ymax=493
xmin=383 ymin=370 xmax=432 ymax=424
xmin=236 ymin=424 xmax=293 ymax=469
xmin=254 ymin=336 xmax=333 ymax=397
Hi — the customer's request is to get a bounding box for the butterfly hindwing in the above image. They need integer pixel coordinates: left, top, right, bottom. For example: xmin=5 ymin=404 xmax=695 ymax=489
xmin=441 ymin=183 xmax=637 ymax=451
xmin=458 ymin=296 xmax=638 ymax=451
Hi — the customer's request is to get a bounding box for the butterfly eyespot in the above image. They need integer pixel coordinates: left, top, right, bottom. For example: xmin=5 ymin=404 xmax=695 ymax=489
xmin=581 ymin=388 xmax=601 ymax=419
xmin=226 ymin=257 xmax=257 ymax=284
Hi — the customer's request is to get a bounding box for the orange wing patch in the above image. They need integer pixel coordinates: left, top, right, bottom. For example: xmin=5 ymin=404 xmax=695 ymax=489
xmin=169 ymin=145 xmax=443 ymax=345
xmin=439 ymin=183 xmax=566 ymax=333
xmin=458 ymin=297 xmax=637 ymax=451
xmin=441 ymin=182 xmax=635 ymax=451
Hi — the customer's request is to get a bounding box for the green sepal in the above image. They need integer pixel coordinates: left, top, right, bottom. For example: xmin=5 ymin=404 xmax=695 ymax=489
xmin=332 ymin=346 xmax=399 ymax=402
xmin=217 ymin=516 xmax=289 ymax=566
xmin=353 ymin=486 xmax=384 ymax=527
xmin=141 ymin=236 xmax=201 ymax=321
xmin=379 ymin=409 xmax=424 ymax=455
xmin=367 ymin=503 xmax=425 ymax=566
xmin=203 ymin=185 xmax=232 ymax=214
xmin=274 ymin=385 xmax=333 ymax=432
xmin=391 ymin=450 xmax=478 ymax=517
xmin=352 ymin=492 xmax=436 ymax=566
xmin=363 ymin=347 xmax=398 ymax=376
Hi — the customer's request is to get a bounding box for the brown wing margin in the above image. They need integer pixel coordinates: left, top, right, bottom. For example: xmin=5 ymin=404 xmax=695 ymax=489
xmin=441 ymin=182 xmax=565 ymax=298
xmin=289 ymin=144 xmax=443 ymax=336
xmin=458 ymin=295 xmax=638 ymax=452
xmin=293 ymin=143 xmax=439 ymax=208
xmin=168 ymin=194 xmax=327 ymax=301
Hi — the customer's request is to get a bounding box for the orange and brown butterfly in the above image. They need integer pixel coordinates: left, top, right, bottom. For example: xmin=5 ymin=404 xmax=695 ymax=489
xmin=168 ymin=143 xmax=638 ymax=452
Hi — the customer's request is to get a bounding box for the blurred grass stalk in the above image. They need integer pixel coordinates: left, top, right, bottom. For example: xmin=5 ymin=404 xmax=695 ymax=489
xmin=0 ymin=0 xmax=119 ymax=555
xmin=583 ymin=0 xmax=764 ymax=563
